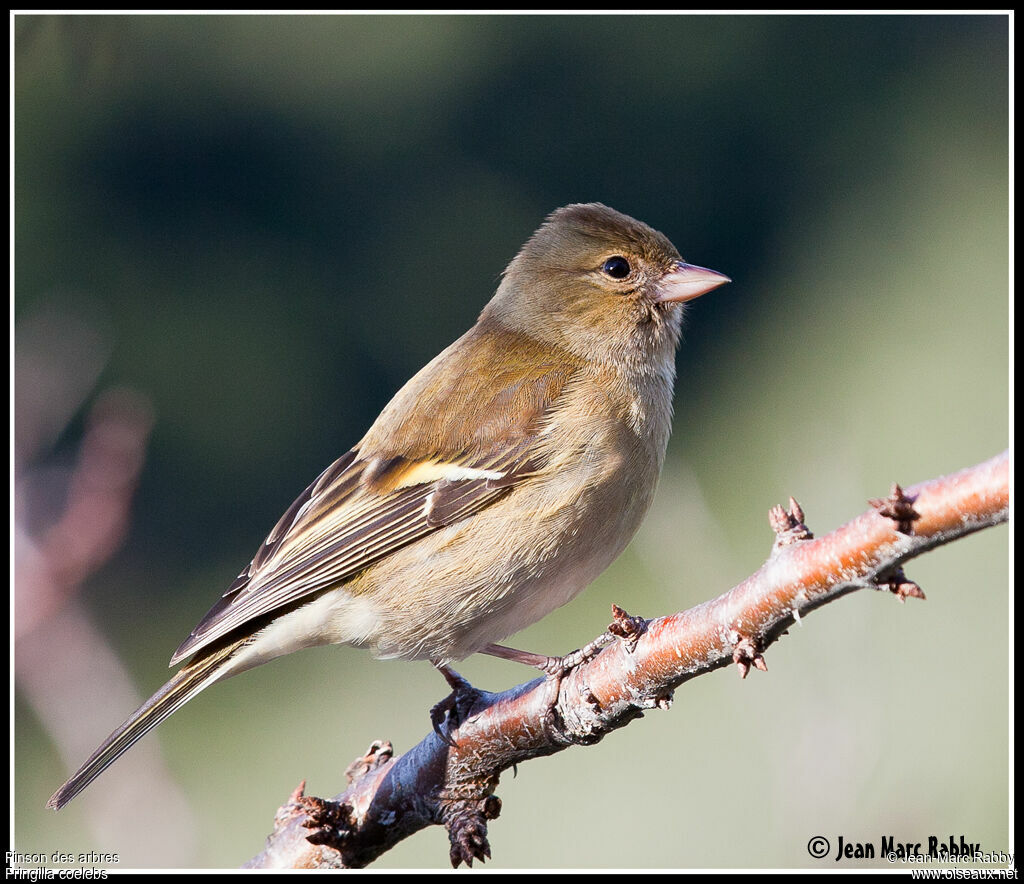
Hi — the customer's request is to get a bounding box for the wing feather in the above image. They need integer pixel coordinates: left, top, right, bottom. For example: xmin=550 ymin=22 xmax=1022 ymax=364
xmin=171 ymin=437 xmax=548 ymax=664
xmin=171 ymin=322 xmax=580 ymax=665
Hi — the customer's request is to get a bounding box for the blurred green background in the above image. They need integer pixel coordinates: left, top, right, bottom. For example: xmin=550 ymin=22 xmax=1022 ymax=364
xmin=14 ymin=13 xmax=1008 ymax=870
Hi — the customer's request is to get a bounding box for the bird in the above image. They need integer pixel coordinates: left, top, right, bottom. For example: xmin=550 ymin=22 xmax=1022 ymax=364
xmin=47 ymin=202 xmax=729 ymax=810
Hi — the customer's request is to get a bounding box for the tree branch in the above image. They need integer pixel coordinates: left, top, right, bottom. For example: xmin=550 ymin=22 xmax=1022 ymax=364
xmin=15 ymin=305 xmax=200 ymax=863
xmin=246 ymin=450 xmax=1009 ymax=869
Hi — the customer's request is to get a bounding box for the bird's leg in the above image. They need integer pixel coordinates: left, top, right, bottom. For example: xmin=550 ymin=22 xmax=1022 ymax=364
xmin=482 ymin=605 xmax=648 ymax=678
xmin=478 ymin=640 xmax=614 ymax=743
xmin=430 ymin=663 xmax=485 ymax=748
xmin=482 ymin=607 xmax=647 ymax=740
xmin=481 ymin=637 xmax=616 ymax=676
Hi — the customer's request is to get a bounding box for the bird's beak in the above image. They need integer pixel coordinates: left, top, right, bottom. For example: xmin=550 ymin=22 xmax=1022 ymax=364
xmin=654 ymin=261 xmax=731 ymax=304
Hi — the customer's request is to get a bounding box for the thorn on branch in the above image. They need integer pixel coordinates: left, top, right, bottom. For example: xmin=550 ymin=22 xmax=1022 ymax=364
xmin=608 ymin=604 xmax=647 ymax=653
xmin=875 ymin=566 xmax=926 ymax=603
xmin=438 ymin=782 xmax=500 ymax=868
xmin=733 ymin=636 xmax=768 ymax=679
xmin=272 ymin=780 xmax=312 ymax=827
xmin=297 ymin=793 xmax=355 ymax=852
xmin=870 ymin=483 xmax=921 ymax=535
xmin=769 ymin=496 xmax=813 ymax=551
xmin=344 ymin=740 xmax=393 ymax=785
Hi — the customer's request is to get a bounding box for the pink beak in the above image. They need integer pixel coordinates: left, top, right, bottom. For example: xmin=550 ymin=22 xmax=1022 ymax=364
xmin=654 ymin=261 xmax=731 ymax=304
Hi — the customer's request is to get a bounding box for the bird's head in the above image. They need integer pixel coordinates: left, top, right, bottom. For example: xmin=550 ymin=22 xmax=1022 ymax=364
xmin=484 ymin=203 xmax=729 ymax=369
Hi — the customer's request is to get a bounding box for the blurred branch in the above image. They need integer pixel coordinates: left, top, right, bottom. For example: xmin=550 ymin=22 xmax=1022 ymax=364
xmin=246 ymin=450 xmax=1008 ymax=869
xmin=16 ymin=388 xmax=154 ymax=638
xmin=14 ymin=304 xmax=199 ymax=864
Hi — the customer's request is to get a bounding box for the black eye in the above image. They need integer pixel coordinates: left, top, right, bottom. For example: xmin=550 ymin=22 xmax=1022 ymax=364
xmin=601 ymin=256 xmax=631 ymax=279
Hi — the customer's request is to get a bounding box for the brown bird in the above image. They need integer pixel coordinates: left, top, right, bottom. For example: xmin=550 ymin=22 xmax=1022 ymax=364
xmin=48 ymin=202 xmax=729 ymax=810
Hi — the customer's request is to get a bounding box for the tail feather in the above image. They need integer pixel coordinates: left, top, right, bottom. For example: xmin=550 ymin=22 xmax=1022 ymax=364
xmin=47 ymin=640 xmax=242 ymax=810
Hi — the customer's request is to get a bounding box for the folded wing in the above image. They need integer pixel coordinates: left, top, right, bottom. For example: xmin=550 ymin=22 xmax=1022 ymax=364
xmin=171 ymin=324 xmax=576 ymax=665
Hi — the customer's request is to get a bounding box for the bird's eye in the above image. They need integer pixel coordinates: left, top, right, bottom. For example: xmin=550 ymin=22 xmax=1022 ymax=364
xmin=601 ymin=256 xmax=631 ymax=279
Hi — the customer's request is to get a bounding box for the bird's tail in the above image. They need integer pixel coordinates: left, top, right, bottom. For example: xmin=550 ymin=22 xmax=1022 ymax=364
xmin=47 ymin=638 xmax=244 ymax=810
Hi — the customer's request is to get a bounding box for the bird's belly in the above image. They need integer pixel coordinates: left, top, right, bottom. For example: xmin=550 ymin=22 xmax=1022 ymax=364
xmin=438 ymin=545 xmax=616 ymax=662
xmin=225 ymin=590 xmax=385 ymax=676
xmin=232 ymin=448 xmax=656 ymax=672
xmin=353 ymin=448 xmax=658 ymax=664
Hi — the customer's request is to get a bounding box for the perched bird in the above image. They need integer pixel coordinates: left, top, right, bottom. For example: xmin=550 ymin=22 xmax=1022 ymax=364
xmin=48 ymin=203 xmax=729 ymax=810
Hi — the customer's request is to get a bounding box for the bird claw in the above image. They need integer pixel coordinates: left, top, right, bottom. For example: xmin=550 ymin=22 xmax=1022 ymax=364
xmin=430 ymin=665 xmax=484 ymax=748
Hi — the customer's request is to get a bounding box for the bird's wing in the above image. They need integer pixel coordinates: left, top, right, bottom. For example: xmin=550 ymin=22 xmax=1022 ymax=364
xmin=171 ymin=326 xmax=576 ymax=665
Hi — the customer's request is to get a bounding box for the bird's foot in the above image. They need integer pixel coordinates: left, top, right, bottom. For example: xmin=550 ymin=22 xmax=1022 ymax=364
xmin=480 ymin=635 xmax=610 ymax=677
xmin=482 ymin=603 xmax=647 ymax=677
xmin=430 ymin=664 xmax=485 ymax=748
xmin=478 ymin=606 xmax=648 ymax=742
